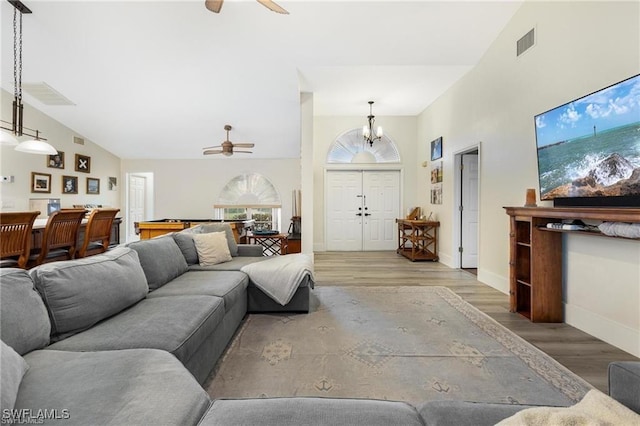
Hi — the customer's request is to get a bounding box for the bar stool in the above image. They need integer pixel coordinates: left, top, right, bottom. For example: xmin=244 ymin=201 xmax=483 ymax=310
xmin=0 ymin=211 xmax=39 ymax=269
xmin=76 ymin=208 xmax=120 ymax=258
xmin=26 ymin=209 xmax=87 ymax=268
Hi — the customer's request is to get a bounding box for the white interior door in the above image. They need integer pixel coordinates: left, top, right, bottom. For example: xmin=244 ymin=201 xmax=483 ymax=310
xmin=461 ymin=154 xmax=479 ymax=267
xmin=326 ymin=170 xmax=400 ymax=251
xmin=363 ymin=171 xmax=400 ymax=251
xmin=128 ymin=175 xmax=146 ymax=242
xmin=326 ymin=171 xmax=363 ymax=251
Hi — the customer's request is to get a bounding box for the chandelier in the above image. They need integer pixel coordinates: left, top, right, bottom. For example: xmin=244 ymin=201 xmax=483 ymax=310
xmin=362 ymin=101 xmax=383 ymax=147
xmin=0 ymin=1 xmax=57 ymax=155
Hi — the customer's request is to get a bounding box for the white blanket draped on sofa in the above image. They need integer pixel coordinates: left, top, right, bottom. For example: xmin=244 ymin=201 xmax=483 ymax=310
xmin=240 ymin=253 xmax=314 ymax=306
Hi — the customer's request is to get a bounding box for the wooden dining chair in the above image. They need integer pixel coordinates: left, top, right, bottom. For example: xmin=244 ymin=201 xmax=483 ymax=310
xmin=76 ymin=208 xmax=120 ymax=258
xmin=0 ymin=211 xmax=40 ymax=269
xmin=26 ymin=209 xmax=87 ymax=268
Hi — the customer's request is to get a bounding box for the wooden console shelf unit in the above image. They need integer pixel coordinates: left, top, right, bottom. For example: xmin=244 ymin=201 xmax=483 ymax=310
xmin=396 ymin=219 xmax=439 ymax=261
xmin=504 ymin=206 xmax=640 ymax=323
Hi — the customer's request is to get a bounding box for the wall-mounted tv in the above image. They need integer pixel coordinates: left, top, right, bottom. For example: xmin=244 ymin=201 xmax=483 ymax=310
xmin=534 ymin=74 xmax=640 ymax=207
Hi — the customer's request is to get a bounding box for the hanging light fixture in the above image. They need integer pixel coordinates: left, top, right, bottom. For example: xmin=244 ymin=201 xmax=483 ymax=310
xmin=1 ymin=1 xmax=57 ymax=155
xmin=362 ymin=100 xmax=383 ymax=147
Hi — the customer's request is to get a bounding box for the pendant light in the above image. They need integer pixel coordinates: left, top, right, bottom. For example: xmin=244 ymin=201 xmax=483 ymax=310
xmin=1 ymin=1 xmax=57 ymax=155
xmin=362 ymin=101 xmax=383 ymax=147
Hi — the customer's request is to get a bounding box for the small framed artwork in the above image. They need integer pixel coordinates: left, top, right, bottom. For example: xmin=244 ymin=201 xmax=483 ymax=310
xmin=31 ymin=172 xmax=51 ymax=193
xmin=86 ymin=177 xmax=100 ymax=195
xmin=47 ymin=151 xmax=65 ymax=169
xmin=62 ymin=175 xmax=78 ymax=194
xmin=75 ymin=154 xmax=91 ymax=173
xmin=430 ymin=183 xmax=443 ymax=205
xmin=430 ymin=137 xmax=443 ymax=161
xmin=108 ymin=177 xmax=117 ymax=191
xmin=430 ymin=161 xmax=443 ymax=184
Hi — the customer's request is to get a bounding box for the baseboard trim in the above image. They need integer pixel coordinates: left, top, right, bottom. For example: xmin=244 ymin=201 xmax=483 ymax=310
xmin=438 ymin=252 xmax=454 ymax=268
xmin=477 ymin=269 xmax=509 ymax=295
xmin=565 ymin=303 xmax=640 ymax=358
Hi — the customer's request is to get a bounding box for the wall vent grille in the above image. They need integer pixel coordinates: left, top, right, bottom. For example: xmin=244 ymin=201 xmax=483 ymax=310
xmin=517 ymin=28 xmax=535 ymax=56
xmin=73 ymin=136 xmax=85 ymax=145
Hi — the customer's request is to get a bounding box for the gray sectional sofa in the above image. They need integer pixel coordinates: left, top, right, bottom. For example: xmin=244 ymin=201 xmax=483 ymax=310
xmin=1 ymin=225 xmax=638 ymax=425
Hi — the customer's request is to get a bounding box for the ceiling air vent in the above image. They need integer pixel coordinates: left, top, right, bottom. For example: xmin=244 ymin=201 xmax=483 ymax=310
xmin=517 ymin=28 xmax=535 ymax=57
xmin=73 ymin=136 xmax=85 ymax=145
xmin=22 ymin=82 xmax=75 ymax=106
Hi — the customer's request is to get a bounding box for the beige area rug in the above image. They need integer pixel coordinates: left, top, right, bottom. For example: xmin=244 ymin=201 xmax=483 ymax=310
xmin=206 ymin=287 xmax=592 ymax=406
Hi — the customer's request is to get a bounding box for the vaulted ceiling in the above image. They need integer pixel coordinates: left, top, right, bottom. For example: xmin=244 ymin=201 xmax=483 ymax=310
xmin=0 ymin=0 xmax=522 ymax=159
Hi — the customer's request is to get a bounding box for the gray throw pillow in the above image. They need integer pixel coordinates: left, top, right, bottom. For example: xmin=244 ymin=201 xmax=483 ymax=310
xmin=128 ymin=236 xmax=189 ymax=290
xmin=192 ymin=223 xmax=239 ymax=257
xmin=1 ymin=340 xmax=29 ymax=411
xmin=0 ymin=269 xmax=50 ymax=355
xmin=30 ymin=247 xmax=149 ymax=340
xmin=173 ymin=232 xmax=199 ymax=265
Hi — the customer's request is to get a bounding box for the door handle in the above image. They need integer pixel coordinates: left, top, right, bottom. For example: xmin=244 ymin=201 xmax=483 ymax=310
xmin=364 ymin=213 xmax=371 ymax=216
xmin=356 ymin=213 xmax=362 ymax=216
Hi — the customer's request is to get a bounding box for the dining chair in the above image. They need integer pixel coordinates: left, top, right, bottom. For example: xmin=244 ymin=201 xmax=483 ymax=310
xmin=0 ymin=211 xmax=40 ymax=269
xmin=76 ymin=208 xmax=120 ymax=258
xmin=26 ymin=209 xmax=87 ymax=268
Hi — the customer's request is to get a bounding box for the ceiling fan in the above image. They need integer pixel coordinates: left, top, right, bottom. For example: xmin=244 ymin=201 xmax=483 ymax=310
xmin=205 ymin=0 xmax=289 ymax=14
xmin=203 ymin=125 xmax=255 ymax=156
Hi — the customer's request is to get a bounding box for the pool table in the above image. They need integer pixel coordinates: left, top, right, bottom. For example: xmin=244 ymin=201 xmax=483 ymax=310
xmin=135 ymin=219 xmax=251 ymax=242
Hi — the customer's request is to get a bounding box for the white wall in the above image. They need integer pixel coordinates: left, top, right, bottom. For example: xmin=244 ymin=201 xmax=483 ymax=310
xmin=0 ymin=90 xmax=121 ymax=212
xmin=312 ymin=115 xmax=419 ymax=250
xmin=417 ymin=1 xmax=640 ymax=356
xmin=121 ymin=158 xmax=300 ymax=231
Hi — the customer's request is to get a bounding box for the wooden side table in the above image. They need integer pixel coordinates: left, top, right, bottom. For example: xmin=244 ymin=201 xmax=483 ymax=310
xmin=396 ymin=219 xmax=439 ymax=261
xmin=247 ymin=233 xmax=288 ymax=256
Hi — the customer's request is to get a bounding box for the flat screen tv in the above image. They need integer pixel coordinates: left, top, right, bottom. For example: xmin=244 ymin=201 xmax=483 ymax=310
xmin=534 ymin=74 xmax=640 ymax=207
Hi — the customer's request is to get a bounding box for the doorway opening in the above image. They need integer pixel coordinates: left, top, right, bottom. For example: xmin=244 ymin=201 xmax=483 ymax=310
xmin=125 ymin=172 xmax=154 ymax=243
xmin=453 ymin=146 xmax=480 ymax=272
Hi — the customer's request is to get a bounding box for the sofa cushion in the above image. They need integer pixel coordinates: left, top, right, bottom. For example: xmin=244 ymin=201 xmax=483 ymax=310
xmin=192 ymin=223 xmax=239 ymax=257
xmin=193 ymin=231 xmax=232 ymax=266
xmin=128 ymin=236 xmax=188 ymax=290
xmin=147 ymin=271 xmax=248 ymax=313
xmin=417 ymin=400 xmax=536 ymax=426
xmin=47 ymin=295 xmax=225 ymax=368
xmin=200 ymin=397 xmax=423 ymax=426
xmin=18 ymin=349 xmax=210 ymax=425
xmin=189 ymin=256 xmax=268 ymax=272
xmin=30 ymin=247 xmax=148 ymax=341
xmin=609 ymin=362 xmax=640 ymax=414
xmin=1 ymin=341 xmax=29 ymax=411
xmin=0 ymin=268 xmax=50 ymax=355
xmin=173 ymin=232 xmax=199 ymax=265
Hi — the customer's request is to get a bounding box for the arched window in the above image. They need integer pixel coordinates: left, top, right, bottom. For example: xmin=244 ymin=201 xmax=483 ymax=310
xmin=326 ymin=128 xmax=401 ymax=164
xmin=214 ymin=173 xmax=281 ymax=231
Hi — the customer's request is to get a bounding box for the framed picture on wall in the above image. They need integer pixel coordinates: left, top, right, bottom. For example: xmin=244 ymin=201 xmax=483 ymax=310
xmin=430 ymin=137 xmax=443 ymax=161
xmin=430 ymin=183 xmax=442 ymax=205
xmin=62 ymin=175 xmax=78 ymax=194
xmin=87 ymin=177 xmax=100 ymax=194
xmin=430 ymin=161 xmax=443 ymax=184
xmin=75 ymin=154 xmax=91 ymax=173
xmin=47 ymin=151 xmax=65 ymax=169
xmin=108 ymin=177 xmax=117 ymax=191
xmin=31 ymin=172 xmax=51 ymax=193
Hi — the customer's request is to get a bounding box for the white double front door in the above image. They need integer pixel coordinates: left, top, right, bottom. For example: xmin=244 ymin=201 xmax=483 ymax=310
xmin=326 ymin=170 xmax=400 ymax=251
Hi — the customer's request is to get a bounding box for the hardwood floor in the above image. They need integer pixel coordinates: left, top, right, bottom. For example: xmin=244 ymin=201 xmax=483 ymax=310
xmin=314 ymin=251 xmax=639 ymax=393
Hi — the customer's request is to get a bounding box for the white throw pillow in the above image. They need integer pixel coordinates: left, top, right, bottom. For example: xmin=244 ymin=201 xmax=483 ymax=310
xmin=193 ymin=231 xmax=232 ymax=266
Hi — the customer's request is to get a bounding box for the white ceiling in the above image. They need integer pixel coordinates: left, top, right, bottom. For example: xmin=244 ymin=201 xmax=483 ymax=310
xmin=0 ymin=0 xmax=523 ymax=159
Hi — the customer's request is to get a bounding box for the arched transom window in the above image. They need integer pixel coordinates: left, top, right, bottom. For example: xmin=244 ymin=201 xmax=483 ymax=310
xmin=215 ymin=173 xmax=281 ymax=231
xmin=326 ymin=128 xmax=401 ymax=164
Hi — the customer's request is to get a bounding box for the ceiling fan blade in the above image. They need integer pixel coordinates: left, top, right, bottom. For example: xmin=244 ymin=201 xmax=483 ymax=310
xmin=234 ymin=150 xmax=253 ymax=154
xmin=233 ymin=143 xmax=255 ymax=148
xmin=257 ymin=0 xmax=289 ymax=14
xmin=203 ymin=149 xmax=224 ymax=155
xmin=205 ymin=0 xmax=223 ymax=13
xmin=202 ymin=145 xmax=222 ymax=150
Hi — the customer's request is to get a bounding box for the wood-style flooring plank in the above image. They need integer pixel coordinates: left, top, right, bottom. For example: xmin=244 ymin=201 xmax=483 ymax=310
xmin=313 ymin=251 xmax=639 ymax=393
